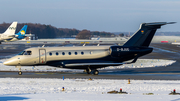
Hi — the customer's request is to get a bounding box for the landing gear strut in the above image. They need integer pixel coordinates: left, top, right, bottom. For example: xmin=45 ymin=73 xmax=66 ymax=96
xmin=85 ymin=68 xmax=91 ymax=74
xmin=16 ymin=66 xmax=22 ymax=75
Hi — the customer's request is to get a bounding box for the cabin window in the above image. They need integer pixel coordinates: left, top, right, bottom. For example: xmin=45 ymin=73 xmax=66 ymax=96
xmin=68 ymin=52 xmax=71 ymax=55
xmin=24 ymin=51 xmax=32 ymax=55
xmin=90 ymin=51 xmax=93 ymax=54
xmin=49 ymin=52 xmax=52 ymax=56
xmin=81 ymin=51 xmax=84 ymax=55
xmin=75 ymin=52 xmax=78 ymax=55
xmin=62 ymin=52 xmax=65 ymax=55
xmin=56 ymin=52 xmax=59 ymax=55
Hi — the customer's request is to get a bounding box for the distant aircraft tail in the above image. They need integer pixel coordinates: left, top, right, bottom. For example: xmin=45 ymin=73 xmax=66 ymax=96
xmin=16 ymin=25 xmax=28 ymax=39
xmin=123 ymin=22 xmax=176 ymax=47
xmin=3 ymin=22 xmax=18 ymax=35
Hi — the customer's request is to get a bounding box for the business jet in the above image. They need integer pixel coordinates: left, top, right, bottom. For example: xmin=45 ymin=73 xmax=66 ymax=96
xmin=0 ymin=22 xmax=17 ymax=44
xmin=3 ymin=22 xmax=175 ymax=75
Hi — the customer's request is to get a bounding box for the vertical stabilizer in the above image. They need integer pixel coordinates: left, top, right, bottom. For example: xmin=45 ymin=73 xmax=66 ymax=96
xmin=123 ymin=22 xmax=175 ymax=47
xmin=16 ymin=25 xmax=28 ymax=39
xmin=3 ymin=22 xmax=18 ymax=35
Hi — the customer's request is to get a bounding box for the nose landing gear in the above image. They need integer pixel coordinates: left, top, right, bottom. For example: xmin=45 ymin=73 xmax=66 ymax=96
xmin=16 ymin=65 xmax=22 ymax=75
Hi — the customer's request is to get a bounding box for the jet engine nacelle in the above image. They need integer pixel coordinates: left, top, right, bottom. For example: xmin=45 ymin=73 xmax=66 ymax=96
xmin=109 ymin=46 xmax=153 ymax=57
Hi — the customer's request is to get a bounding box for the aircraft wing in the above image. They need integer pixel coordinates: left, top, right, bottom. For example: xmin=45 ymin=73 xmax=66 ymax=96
xmin=65 ymin=57 xmax=139 ymax=67
xmin=21 ymin=34 xmax=33 ymax=38
xmin=8 ymin=35 xmax=16 ymax=38
xmin=65 ymin=63 xmax=125 ymax=67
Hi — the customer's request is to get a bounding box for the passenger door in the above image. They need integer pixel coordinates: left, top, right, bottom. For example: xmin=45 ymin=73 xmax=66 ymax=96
xmin=39 ymin=49 xmax=46 ymax=64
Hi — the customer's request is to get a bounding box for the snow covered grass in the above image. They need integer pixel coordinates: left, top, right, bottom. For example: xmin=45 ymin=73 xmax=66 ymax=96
xmin=104 ymin=59 xmax=176 ymax=70
xmin=0 ymin=78 xmax=179 ymax=95
xmin=0 ymin=78 xmax=180 ymax=100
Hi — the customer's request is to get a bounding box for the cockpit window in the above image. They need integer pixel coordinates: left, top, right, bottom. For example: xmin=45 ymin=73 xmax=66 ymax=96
xmin=23 ymin=51 xmax=32 ymax=55
xmin=18 ymin=51 xmax=25 ymax=55
xmin=18 ymin=51 xmax=32 ymax=55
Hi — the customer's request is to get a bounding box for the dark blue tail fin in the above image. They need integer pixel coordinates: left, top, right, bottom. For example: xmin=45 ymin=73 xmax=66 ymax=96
xmin=16 ymin=25 xmax=28 ymax=39
xmin=123 ymin=22 xmax=175 ymax=47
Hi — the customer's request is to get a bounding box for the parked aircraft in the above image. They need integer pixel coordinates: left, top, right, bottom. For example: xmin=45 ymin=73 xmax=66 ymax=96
xmin=7 ymin=25 xmax=28 ymax=42
xmin=0 ymin=22 xmax=17 ymax=44
xmin=3 ymin=22 xmax=175 ymax=75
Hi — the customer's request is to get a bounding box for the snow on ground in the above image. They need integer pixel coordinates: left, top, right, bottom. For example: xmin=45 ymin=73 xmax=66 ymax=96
xmin=0 ymin=59 xmax=176 ymax=72
xmin=0 ymin=78 xmax=180 ymax=101
xmin=0 ymin=59 xmax=177 ymax=100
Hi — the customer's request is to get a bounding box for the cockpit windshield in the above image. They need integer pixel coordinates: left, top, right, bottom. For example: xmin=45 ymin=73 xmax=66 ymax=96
xmin=18 ymin=51 xmax=25 ymax=55
xmin=18 ymin=51 xmax=32 ymax=55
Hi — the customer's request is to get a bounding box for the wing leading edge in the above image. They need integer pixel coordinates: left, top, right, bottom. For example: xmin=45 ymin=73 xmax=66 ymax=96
xmin=65 ymin=63 xmax=125 ymax=67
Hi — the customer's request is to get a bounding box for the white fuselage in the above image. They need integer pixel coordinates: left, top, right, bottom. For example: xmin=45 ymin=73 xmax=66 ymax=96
xmin=3 ymin=46 xmax=111 ymax=66
xmin=0 ymin=34 xmax=15 ymax=42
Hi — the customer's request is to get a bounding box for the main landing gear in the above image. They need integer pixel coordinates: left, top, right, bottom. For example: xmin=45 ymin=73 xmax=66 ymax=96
xmin=92 ymin=70 xmax=99 ymax=75
xmin=16 ymin=66 xmax=22 ymax=75
xmin=85 ymin=68 xmax=99 ymax=75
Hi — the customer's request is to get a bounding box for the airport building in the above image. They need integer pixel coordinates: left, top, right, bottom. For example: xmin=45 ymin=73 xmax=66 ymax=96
xmin=21 ymin=33 xmax=38 ymax=40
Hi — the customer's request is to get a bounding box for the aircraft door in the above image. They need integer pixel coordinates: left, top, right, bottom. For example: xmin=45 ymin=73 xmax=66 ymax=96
xmin=39 ymin=49 xmax=46 ymax=64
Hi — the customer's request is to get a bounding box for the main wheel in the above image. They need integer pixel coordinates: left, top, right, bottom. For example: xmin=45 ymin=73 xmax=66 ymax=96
xmin=93 ymin=70 xmax=99 ymax=75
xmin=18 ymin=71 xmax=22 ymax=75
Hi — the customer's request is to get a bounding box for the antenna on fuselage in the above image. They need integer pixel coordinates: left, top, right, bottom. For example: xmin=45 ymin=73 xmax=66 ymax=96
xmin=42 ymin=44 xmax=45 ymax=47
xmin=97 ymin=44 xmax=100 ymax=46
xmin=83 ymin=43 xmax=86 ymax=46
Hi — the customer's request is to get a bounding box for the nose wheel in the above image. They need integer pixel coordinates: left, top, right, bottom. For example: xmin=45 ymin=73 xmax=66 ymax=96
xmin=18 ymin=71 xmax=22 ymax=75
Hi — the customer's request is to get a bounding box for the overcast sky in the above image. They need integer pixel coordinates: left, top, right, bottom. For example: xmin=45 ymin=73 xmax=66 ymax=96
xmin=0 ymin=0 xmax=179 ymax=32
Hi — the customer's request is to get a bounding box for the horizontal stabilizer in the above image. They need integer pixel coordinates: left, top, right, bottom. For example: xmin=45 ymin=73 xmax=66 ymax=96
xmin=8 ymin=35 xmax=16 ymax=38
xmin=145 ymin=22 xmax=176 ymax=26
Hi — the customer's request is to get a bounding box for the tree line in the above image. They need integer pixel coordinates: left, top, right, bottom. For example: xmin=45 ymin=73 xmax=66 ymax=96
xmin=0 ymin=22 xmax=115 ymax=39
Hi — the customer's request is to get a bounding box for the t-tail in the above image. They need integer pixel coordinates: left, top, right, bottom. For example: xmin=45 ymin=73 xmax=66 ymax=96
xmin=3 ymin=22 xmax=18 ymax=35
xmin=123 ymin=22 xmax=176 ymax=47
xmin=16 ymin=25 xmax=28 ymax=39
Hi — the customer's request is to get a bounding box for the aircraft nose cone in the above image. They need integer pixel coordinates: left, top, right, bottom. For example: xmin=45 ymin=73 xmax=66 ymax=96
xmin=3 ymin=61 xmax=9 ymax=65
xmin=3 ymin=60 xmax=12 ymax=66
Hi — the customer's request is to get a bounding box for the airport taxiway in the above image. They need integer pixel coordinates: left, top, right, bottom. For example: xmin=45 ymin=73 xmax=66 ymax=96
xmin=0 ymin=43 xmax=180 ymax=80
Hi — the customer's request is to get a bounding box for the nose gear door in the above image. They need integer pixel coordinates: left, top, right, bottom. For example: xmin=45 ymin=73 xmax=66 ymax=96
xmin=39 ymin=49 xmax=46 ymax=64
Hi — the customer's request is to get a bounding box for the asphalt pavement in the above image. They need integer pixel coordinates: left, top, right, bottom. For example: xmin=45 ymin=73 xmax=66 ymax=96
xmin=0 ymin=43 xmax=180 ymax=80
